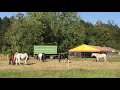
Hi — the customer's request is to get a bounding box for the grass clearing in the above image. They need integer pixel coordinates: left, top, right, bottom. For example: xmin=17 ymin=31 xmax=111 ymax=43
xmin=0 ymin=54 xmax=120 ymax=78
xmin=0 ymin=69 xmax=120 ymax=78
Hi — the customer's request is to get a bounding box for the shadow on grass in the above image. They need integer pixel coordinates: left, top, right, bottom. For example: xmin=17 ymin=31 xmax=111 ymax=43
xmin=43 ymin=60 xmax=49 ymax=62
xmin=11 ymin=63 xmax=36 ymax=65
xmin=27 ymin=63 xmax=36 ymax=65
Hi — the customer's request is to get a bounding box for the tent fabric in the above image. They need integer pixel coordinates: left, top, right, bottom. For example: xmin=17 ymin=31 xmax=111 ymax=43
xmin=91 ymin=45 xmax=112 ymax=52
xmin=69 ymin=44 xmax=100 ymax=52
xmin=69 ymin=44 xmax=119 ymax=53
xmin=91 ymin=45 xmax=119 ymax=52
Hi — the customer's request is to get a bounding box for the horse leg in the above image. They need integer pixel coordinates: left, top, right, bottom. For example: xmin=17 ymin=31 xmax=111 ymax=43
xmin=63 ymin=60 xmax=65 ymax=63
xmin=66 ymin=57 xmax=69 ymax=63
xmin=59 ymin=59 xmax=61 ymax=63
xmin=67 ymin=59 xmax=69 ymax=63
xmin=11 ymin=60 xmax=14 ymax=65
xmin=41 ymin=55 xmax=44 ymax=62
xmin=9 ymin=60 xmax=11 ymax=65
xmin=63 ymin=59 xmax=65 ymax=63
xmin=41 ymin=58 xmax=44 ymax=62
xmin=99 ymin=59 xmax=100 ymax=62
xmin=18 ymin=58 xmax=20 ymax=65
xmin=24 ymin=57 xmax=27 ymax=65
xmin=62 ymin=59 xmax=64 ymax=63
xmin=13 ymin=59 xmax=16 ymax=65
xmin=25 ymin=60 xmax=27 ymax=65
xmin=96 ymin=58 xmax=99 ymax=62
xmin=16 ymin=58 xmax=18 ymax=65
xmin=41 ymin=58 xmax=43 ymax=62
xmin=96 ymin=59 xmax=97 ymax=62
xmin=39 ymin=58 xmax=41 ymax=62
xmin=11 ymin=59 xmax=14 ymax=65
xmin=104 ymin=57 xmax=106 ymax=62
xmin=96 ymin=58 xmax=97 ymax=62
xmin=40 ymin=58 xmax=42 ymax=63
xmin=97 ymin=58 xmax=99 ymax=62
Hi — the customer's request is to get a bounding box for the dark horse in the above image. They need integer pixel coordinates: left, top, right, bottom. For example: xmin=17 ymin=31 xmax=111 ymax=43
xmin=8 ymin=53 xmax=15 ymax=65
xmin=58 ymin=53 xmax=69 ymax=63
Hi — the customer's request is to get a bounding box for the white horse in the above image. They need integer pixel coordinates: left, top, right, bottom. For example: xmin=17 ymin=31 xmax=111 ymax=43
xmin=91 ymin=53 xmax=107 ymax=62
xmin=38 ymin=53 xmax=43 ymax=62
xmin=14 ymin=52 xmax=29 ymax=65
xmin=38 ymin=53 xmax=45 ymax=62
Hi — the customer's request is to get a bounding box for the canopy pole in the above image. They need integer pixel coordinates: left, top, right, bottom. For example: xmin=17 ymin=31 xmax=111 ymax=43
xmin=80 ymin=52 xmax=81 ymax=58
xmin=84 ymin=52 xmax=85 ymax=58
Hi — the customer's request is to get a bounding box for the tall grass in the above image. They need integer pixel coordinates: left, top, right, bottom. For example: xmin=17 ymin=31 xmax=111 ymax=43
xmin=0 ymin=69 xmax=120 ymax=78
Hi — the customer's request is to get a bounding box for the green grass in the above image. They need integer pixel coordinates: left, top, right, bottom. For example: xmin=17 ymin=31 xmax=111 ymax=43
xmin=1 ymin=54 xmax=120 ymax=78
xmin=0 ymin=69 xmax=120 ymax=78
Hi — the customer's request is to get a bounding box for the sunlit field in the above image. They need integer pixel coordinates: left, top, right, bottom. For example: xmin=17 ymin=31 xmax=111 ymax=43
xmin=1 ymin=54 xmax=120 ymax=78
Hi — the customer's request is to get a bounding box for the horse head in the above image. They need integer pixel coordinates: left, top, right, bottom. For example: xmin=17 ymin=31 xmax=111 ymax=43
xmin=91 ymin=53 xmax=97 ymax=57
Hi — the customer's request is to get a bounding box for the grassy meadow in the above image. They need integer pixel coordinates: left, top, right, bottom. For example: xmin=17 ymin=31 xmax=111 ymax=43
xmin=0 ymin=54 xmax=120 ymax=78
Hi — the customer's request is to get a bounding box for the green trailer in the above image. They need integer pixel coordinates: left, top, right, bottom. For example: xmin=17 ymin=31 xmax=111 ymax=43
xmin=34 ymin=45 xmax=57 ymax=54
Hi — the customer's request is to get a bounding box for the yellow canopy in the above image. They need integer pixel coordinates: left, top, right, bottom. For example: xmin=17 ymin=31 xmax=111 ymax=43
xmin=69 ymin=44 xmax=100 ymax=52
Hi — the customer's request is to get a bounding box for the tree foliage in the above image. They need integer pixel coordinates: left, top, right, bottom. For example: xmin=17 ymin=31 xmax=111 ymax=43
xmin=0 ymin=12 xmax=120 ymax=54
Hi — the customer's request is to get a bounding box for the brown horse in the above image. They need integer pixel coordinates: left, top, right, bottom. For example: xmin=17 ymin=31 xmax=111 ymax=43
xmin=8 ymin=53 xmax=15 ymax=65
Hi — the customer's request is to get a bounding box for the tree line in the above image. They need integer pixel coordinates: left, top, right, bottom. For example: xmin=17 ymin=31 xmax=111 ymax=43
xmin=0 ymin=12 xmax=120 ymax=54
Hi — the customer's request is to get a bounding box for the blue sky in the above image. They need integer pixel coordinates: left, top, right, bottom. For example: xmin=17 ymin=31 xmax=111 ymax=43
xmin=0 ymin=12 xmax=120 ymax=27
xmin=0 ymin=12 xmax=26 ymax=18
xmin=80 ymin=12 xmax=120 ymax=26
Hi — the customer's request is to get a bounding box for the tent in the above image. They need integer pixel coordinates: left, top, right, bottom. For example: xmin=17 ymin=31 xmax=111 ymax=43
xmin=69 ymin=44 xmax=100 ymax=52
xmin=69 ymin=44 xmax=119 ymax=58
xmin=69 ymin=44 xmax=100 ymax=58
